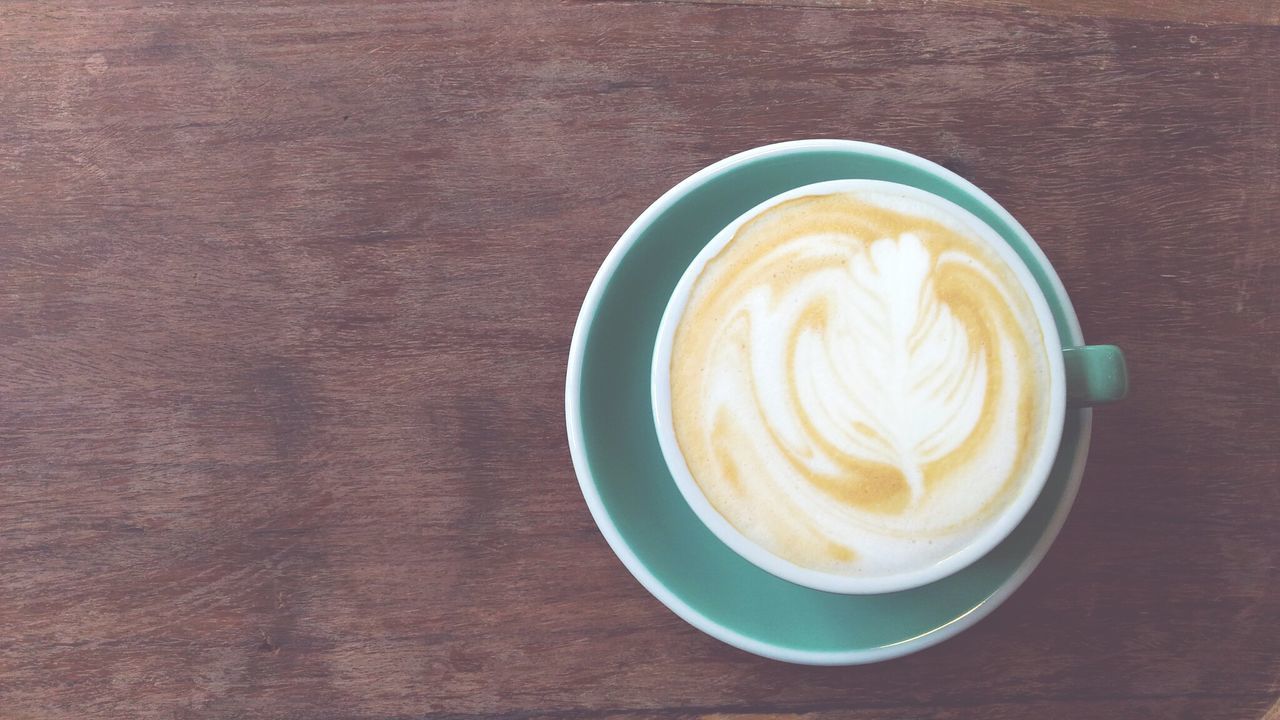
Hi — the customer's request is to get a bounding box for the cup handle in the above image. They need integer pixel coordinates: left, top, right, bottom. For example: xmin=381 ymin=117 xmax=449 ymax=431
xmin=1063 ymin=345 xmax=1128 ymax=407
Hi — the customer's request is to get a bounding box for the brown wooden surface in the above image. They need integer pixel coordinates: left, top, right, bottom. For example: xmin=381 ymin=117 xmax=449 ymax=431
xmin=1 ymin=1 xmax=1277 ymax=718
xmin=687 ymin=0 xmax=1280 ymax=26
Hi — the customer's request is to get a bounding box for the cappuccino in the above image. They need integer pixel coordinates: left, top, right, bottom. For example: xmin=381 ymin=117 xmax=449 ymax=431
xmin=667 ymin=186 xmax=1053 ymax=578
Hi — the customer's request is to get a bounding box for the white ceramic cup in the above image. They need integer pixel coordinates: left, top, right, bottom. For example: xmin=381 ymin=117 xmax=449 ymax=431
xmin=651 ymin=179 xmax=1067 ymax=595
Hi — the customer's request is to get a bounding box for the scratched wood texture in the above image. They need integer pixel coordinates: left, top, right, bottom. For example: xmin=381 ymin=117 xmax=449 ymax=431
xmin=1 ymin=1 xmax=1277 ymax=719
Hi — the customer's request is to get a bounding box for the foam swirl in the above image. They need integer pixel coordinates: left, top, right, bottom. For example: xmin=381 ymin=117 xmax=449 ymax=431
xmin=669 ymin=190 xmax=1051 ymax=577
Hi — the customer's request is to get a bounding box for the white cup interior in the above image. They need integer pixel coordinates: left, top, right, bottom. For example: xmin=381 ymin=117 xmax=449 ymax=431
xmin=651 ymin=179 xmax=1067 ymax=595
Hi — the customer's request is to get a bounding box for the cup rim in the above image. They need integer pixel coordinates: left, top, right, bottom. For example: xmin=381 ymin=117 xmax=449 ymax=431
xmin=650 ymin=178 xmax=1067 ymax=595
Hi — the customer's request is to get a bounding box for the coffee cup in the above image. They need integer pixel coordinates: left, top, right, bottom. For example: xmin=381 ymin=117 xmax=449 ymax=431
xmin=651 ymin=179 xmax=1126 ymax=595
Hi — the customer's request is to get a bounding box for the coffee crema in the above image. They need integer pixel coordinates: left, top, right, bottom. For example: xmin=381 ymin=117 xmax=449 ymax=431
xmin=669 ymin=189 xmax=1052 ymax=577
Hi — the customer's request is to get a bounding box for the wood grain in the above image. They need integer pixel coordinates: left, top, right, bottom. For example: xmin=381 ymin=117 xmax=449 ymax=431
xmin=629 ymin=0 xmax=1280 ymax=27
xmin=1 ymin=1 xmax=1277 ymax=718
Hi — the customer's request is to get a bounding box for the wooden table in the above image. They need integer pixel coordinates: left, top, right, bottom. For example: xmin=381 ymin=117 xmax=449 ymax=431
xmin=2 ymin=2 xmax=1277 ymax=718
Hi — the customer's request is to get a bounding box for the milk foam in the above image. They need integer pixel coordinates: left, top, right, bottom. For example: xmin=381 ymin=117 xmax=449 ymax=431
xmin=669 ymin=188 xmax=1051 ymax=577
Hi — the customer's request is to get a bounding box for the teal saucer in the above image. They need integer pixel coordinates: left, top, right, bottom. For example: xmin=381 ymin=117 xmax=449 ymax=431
xmin=565 ymin=140 xmax=1092 ymax=664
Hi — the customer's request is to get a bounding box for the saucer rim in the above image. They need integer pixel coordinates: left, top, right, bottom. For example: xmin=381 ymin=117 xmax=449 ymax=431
xmin=565 ymin=139 xmax=1093 ymax=665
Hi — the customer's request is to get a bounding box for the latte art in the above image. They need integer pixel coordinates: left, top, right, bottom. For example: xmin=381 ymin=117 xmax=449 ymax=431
xmin=669 ymin=190 xmax=1052 ymax=577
